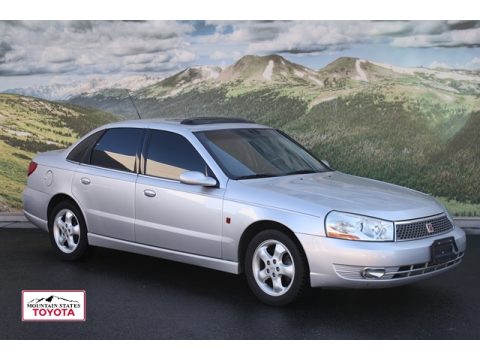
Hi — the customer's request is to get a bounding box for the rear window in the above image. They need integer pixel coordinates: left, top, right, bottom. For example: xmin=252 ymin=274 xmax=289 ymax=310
xmin=90 ymin=128 xmax=143 ymax=172
xmin=67 ymin=130 xmax=105 ymax=164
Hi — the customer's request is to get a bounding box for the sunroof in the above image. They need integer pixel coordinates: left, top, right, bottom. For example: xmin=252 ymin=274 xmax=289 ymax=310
xmin=180 ymin=117 xmax=255 ymax=125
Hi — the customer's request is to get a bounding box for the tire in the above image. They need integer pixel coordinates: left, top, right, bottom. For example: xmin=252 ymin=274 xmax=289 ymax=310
xmin=48 ymin=200 xmax=90 ymax=261
xmin=245 ymin=229 xmax=308 ymax=306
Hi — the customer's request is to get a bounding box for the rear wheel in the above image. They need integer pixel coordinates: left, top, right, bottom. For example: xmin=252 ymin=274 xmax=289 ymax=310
xmin=245 ymin=229 xmax=308 ymax=306
xmin=48 ymin=201 xmax=90 ymax=261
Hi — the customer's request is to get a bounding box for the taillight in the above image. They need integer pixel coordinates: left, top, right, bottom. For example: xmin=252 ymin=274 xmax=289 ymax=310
xmin=27 ymin=161 xmax=37 ymax=176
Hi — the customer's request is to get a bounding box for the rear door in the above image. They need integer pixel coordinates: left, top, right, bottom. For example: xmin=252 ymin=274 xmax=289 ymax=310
xmin=72 ymin=127 xmax=144 ymax=241
xmin=134 ymin=129 xmax=225 ymax=257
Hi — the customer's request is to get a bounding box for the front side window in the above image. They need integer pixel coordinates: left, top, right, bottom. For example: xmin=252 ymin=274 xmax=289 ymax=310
xmin=196 ymin=128 xmax=329 ymax=179
xmin=90 ymin=128 xmax=143 ymax=172
xmin=145 ymin=130 xmax=208 ymax=180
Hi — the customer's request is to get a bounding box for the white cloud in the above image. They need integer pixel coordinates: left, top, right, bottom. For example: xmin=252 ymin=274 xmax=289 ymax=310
xmin=391 ymin=28 xmax=480 ymax=48
xmin=198 ymin=20 xmax=480 ymax=55
xmin=428 ymin=57 xmax=480 ymax=70
xmin=467 ymin=57 xmax=480 ymax=69
xmin=429 ymin=61 xmax=451 ymax=69
xmin=0 ymin=21 xmax=196 ymax=76
xmin=40 ymin=47 xmax=74 ymax=64
xmin=471 ymin=57 xmax=480 ymax=65
xmin=210 ymin=50 xmax=242 ymax=60
xmin=210 ymin=50 xmax=229 ymax=60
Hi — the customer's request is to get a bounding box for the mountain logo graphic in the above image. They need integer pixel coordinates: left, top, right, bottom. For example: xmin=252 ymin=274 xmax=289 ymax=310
xmin=28 ymin=295 xmax=80 ymax=304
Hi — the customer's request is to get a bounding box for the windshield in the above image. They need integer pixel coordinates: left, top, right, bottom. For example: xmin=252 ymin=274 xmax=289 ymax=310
xmin=195 ymin=128 xmax=330 ymax=180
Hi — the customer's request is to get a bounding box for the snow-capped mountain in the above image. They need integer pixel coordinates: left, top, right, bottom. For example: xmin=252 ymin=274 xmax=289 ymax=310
xmin=219 ymin=54 xmax=321 ymax=83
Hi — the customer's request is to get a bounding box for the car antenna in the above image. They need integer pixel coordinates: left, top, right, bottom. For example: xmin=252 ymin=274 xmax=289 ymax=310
xmin=125 ymin=90 xmax=142 ymax=120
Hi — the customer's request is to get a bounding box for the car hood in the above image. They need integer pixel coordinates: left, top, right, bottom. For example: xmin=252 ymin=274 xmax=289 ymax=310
xmin=227 ymin=171 xmax=444 ymax=221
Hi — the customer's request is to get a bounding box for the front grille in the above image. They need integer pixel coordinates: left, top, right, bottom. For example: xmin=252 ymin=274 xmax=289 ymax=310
xmin=396 ymin=214 xmax=453 ymax=241
xmin=334 ymin=252 xmax=464 ymax=281
xmin=392 ymin=252 xmax=464 ymax=279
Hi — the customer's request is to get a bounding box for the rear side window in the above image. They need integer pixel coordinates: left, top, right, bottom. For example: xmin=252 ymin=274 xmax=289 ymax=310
xmin=145 ymin=130 xmax=208 ymax=180
xmin=67 ymin=130 xmax=105 ymax=164
xmin=91 ymin=128 xmax=143 ymax=172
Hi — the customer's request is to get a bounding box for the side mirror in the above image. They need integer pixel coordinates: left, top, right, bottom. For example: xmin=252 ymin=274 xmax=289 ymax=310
xmin=322 ymin=159 xmax=331 ymax=168
xmin=179 ymin=171 xmax=217 ymax=187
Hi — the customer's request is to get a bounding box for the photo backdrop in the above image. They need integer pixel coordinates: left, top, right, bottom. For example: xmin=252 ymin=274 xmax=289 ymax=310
xmin=0 ymin=21 xmax=479 ymax=215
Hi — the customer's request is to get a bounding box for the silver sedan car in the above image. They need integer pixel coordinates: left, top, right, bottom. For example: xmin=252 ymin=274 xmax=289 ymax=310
xmin=23 ymin=117 xmax=466 ymax=305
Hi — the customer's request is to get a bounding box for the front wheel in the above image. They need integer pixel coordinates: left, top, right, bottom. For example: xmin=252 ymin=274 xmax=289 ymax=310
xmin=48 ymin=201 xmax=90 ymax=261
xmin=245 ymin=229 xmax=308 ymax=306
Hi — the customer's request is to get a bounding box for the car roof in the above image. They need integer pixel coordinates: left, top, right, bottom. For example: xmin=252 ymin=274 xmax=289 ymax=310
xmin=103 ymin=117 xmax=270 ymax=132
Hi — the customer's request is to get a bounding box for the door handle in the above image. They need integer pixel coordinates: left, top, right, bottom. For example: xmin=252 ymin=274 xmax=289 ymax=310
xmin=80 ymin=177 xmax=91 ymax=185
xmin=144 ymin=189 xmax=156 ymax=198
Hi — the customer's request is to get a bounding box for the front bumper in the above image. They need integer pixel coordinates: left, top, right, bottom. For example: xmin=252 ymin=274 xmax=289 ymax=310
xmin=297 ymin=226 xmax=466 ymax=288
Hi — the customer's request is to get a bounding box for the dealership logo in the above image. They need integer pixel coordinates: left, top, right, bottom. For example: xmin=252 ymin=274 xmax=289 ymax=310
xmin=426 ymin=223 xmax=434 ymax=234
xmin=22 ymin=290 xmax=86 ymax=321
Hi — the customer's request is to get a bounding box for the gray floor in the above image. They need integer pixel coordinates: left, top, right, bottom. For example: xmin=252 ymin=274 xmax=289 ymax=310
xmin=0 ymin=228 xmax=479 ymax=339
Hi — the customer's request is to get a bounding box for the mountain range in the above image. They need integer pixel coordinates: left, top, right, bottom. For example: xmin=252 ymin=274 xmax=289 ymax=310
xmin=6 ymin=74 xmax=164 ymax=101
xmin=28 ymin=295 xmax=79 ymax=304
xmin=1 ymin=54 xmax=480 ymax=215
xmin=9 ymin=55 xmax=480 ymax=103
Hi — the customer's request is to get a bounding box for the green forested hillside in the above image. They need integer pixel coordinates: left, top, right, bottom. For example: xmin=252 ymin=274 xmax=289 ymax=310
xmin=432 ymin=112 xmax=480 ymax=206
xmin=285 ymin=94 xmax=480 ymax=206
xmin=0 ymin=94 xmax=117 ymax=211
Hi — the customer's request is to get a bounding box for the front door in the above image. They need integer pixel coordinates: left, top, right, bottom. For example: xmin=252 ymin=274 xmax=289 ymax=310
xmin=135 ymin=130 xmax=224 ymax=258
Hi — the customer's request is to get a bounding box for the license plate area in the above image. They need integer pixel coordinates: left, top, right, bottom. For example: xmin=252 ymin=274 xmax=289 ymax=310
xmin=431 ymin=237 xmax=457 ymax=265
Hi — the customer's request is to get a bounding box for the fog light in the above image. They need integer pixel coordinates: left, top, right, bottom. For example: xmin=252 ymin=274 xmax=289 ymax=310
xmin=361 ymin=268 xmax=386 ymax=279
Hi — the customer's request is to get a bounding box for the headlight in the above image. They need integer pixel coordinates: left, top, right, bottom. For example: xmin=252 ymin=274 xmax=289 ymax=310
xmin=325 ymin=211 xmax=394 ymax=241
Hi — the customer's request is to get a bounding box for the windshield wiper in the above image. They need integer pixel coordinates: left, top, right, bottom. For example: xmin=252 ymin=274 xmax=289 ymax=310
xmin=284 ymin=169 xmax=318 ymax=175
xmin=236 ymin=170 xmax=317 ymax=180
xmin=236 ymin=173 xmax=279 ymax=180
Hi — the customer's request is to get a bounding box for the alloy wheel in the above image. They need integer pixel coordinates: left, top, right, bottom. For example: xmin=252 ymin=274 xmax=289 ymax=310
xmin=52 ymin=209 xmax=81 ymax=254
xmin=252 ymin=239 xmax=296 ymax=297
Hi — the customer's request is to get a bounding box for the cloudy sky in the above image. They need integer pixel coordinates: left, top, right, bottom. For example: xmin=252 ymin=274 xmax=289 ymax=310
xmin=1 ymin=20 xmax=480 ymax=90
